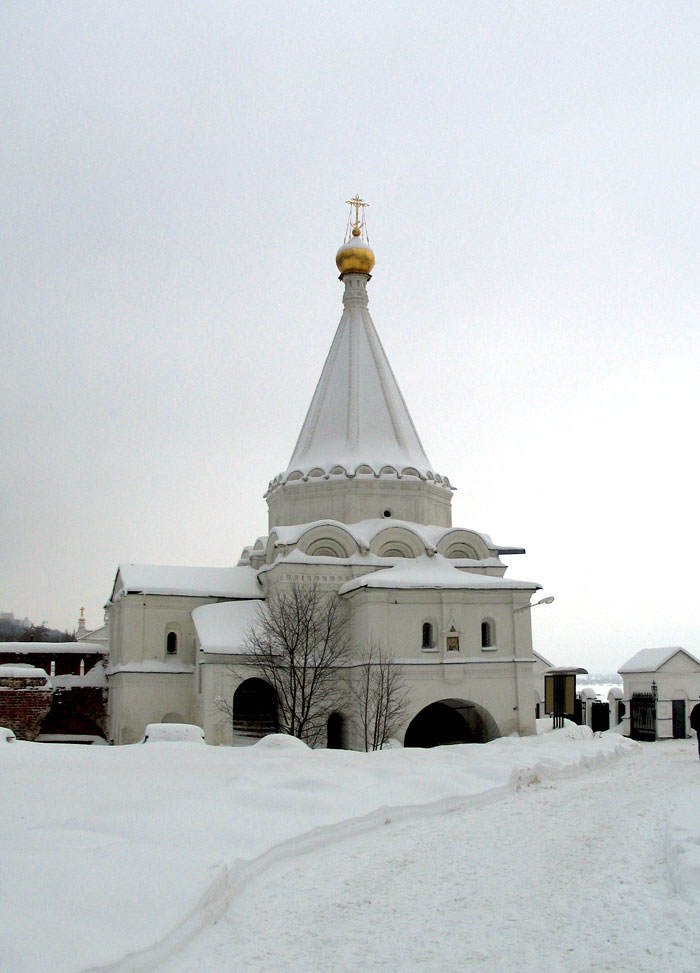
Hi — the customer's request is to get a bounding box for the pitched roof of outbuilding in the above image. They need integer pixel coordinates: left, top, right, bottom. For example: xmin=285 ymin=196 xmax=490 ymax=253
xmin=618 ymin=646 xmax=700 ymax=673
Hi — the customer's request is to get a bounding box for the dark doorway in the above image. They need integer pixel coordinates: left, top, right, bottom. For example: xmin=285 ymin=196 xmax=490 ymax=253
xmin=326 ymin=712 xmax=344 ymax=749
xmin=672 ymin=699 xmax=686 ymax=739
xmin=232 ymin=678 xmax=278 ymax=743
xmin=404 ymin=699 xmax=495 ymax=748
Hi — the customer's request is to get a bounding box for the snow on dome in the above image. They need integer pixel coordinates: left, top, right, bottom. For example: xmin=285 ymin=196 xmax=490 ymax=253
xmin=618 ymin=646 xmax=700 ymax=673
xmin=268 ymin=271 xmax=450 ymax=493
xmin=192 ymin=600 xmax=265 ymax=654
xmin=111 ymin=564 xmax=261 ymax=601
xmin=335 ymin=237 xmax=375 ymax=275
xmin=339 ymin=554 xmax=541 ymax=595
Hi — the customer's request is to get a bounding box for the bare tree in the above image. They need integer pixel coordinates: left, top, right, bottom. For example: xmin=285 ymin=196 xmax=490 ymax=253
xmin=349 ymin=642 xmax=411 ymax=751
xmin=240 ymin=582 xmax=351 ymax=746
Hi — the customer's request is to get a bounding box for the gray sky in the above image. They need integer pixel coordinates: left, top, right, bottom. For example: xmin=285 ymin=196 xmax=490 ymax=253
xmin=2 ymin=2 xmax=698 ymax=672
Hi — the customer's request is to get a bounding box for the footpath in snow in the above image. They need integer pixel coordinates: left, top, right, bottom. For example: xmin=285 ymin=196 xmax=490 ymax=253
xmin=2 ymin=727 xmax=699 ymax=972
xmin=168 ymin=737 xmax=700 ymax=973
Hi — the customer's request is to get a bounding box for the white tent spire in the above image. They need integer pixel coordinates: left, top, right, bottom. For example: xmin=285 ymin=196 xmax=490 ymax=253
xmin=266 ymin=211 xmax=452 ymax=497
xmin=283 ymin=273 xmax=435 ymax=479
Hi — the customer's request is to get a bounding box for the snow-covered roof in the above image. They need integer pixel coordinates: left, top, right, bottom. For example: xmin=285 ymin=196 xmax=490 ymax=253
xmin=192 ymin=600 xmax=265 ymax=654
xmin=0 ymin=664 xmax=50 ymax=682
xmin=0 ymin=641 xmax=106 ymax=655
xmin=52 ymin=664 xmax=107 ymax=689
xmin=264 ymin=518 xmax=521 ymax=558
xmin=533 ymin=650 xmax=554 ymax=668
xmin=338 ymin=554 xmax=540 ymax=595
xmin=266 ymin=275 xmax=452 ymax=494
xmin=618 ymin=646 xmax=700 ymax=673
xmin=78 ymin=625 xmax=108 ymax=644
xmin=111 ymin=564 xmax=261 ymax=601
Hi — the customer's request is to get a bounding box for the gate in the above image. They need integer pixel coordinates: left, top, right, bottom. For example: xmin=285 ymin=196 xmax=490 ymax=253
xmin=591 ymin=701 xmax=610 ymax=733
xmin=630 ymin=692 xmax=656 ymax=741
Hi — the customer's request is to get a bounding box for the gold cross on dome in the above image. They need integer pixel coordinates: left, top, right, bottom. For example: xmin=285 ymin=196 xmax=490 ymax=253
xmin=345 ymin=194 xmax=369 ymax=231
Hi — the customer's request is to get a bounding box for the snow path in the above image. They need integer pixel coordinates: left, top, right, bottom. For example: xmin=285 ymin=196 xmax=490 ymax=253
xmin=167 ymin=740 xmax=700 ymax=973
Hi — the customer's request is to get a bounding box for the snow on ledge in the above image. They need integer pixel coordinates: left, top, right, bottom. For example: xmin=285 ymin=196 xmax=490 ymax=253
xmin=107 ymin=661 xmax=194 ymax=675
xmin=339 ymin=554 xmax=540 ymax=594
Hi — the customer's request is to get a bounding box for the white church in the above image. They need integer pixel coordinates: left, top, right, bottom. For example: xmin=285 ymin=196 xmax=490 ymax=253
xmin=106 ymin=200 xmax=546 ymax=747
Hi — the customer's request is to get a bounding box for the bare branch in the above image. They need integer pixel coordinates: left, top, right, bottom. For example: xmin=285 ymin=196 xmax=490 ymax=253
xmin=348 ymin=641 xmax=411 ymax=751
xmin=221 ymin=582 xmax=351 ymax=746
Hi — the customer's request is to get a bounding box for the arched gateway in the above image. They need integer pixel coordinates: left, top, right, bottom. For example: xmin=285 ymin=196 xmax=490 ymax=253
xmin=232 ymin=678 xmax=278 ymax=744
xmin=404 ymin=698 xmax=499 ymax=748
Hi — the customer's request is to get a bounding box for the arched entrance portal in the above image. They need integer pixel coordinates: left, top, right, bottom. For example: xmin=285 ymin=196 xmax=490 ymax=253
xmin=404 ymin=698 xmax=499 ymax=748
xmin=232 ymin=678 xmax=278 ymax=744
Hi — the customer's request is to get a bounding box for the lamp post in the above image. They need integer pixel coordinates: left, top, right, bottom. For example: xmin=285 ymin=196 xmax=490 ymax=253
xmin=514 ymin=595 xmax=555 ymax=614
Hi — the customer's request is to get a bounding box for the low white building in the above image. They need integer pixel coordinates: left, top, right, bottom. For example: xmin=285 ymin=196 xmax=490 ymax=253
xmin=106 ymin=205 xmax=549 ymax=747
xmin=618 ymin=646 xmax=700 ymax=740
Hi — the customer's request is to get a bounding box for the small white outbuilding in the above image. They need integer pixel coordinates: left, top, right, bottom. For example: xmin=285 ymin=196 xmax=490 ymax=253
xmin=618 ymin=646 xmax=700 ymax=740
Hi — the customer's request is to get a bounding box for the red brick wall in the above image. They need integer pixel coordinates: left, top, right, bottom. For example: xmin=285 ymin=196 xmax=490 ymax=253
xmin=0 ymin=676 xmax=54 ymax=741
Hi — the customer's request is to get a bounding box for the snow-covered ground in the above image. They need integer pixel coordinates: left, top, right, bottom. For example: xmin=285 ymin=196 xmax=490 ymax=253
xmin=2 ymin=728 xmax=700 ymax=972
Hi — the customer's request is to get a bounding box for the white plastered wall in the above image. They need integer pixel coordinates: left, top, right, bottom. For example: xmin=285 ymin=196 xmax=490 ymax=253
xmin=621 ymin=652 xmax=700 ymax=739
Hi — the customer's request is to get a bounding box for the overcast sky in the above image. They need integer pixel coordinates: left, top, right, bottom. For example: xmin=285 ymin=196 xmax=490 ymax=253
xmin=2 ymin=2 xmax=698 ymax=672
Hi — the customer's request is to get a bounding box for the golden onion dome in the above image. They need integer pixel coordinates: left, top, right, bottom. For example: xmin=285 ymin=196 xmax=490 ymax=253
xmin=336 ymin=227 xmax=375 ymax=276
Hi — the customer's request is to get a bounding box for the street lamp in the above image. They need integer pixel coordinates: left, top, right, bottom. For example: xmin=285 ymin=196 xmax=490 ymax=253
xmin=514 ymin=596 xmax=555 ymax=614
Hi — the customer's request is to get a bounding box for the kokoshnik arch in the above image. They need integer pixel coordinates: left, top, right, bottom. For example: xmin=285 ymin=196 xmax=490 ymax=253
xmin=105 ymin=199 xmax=545 ymax=747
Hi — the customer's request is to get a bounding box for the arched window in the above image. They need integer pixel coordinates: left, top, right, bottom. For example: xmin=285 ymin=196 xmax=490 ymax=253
xmin=166 ymin=632 xmax=178 ymax=655
xmin=481 ymin=620 xmax=494 ymax=648
xmin=422 ymin=622 xmax=433 ymax=649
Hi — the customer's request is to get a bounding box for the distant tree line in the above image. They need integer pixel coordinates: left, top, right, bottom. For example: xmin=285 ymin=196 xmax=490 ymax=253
xmin=0 ymin=618 xmax=76 ymax=643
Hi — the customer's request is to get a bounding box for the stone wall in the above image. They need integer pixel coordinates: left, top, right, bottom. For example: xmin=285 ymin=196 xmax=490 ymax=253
xmin=0 ymin=670 xmax=54 ymax=740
